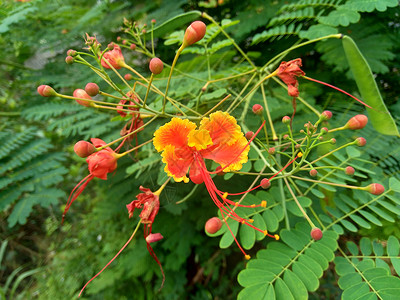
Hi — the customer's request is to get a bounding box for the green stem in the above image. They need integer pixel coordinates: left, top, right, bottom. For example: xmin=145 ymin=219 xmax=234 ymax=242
xmin=163 ymin=45 xmax=184 ymax=114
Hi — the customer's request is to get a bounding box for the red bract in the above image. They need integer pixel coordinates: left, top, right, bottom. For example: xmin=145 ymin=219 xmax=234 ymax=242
xmin=101 ymin=44 xmax=125 ymax=69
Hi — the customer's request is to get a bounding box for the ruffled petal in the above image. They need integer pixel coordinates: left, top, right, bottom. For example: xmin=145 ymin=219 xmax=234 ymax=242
xmin=153 ymin=118 xmax=197 ymax=152
xmin=199 ymin=111 xmax=243 ymax=146
xmin=202 ymin=135 xmax=249 ymax=172
xmin=161 ymin=145 xmax=192 ymax=183
xmin=187 ymin=129 xmax=213 ymax=150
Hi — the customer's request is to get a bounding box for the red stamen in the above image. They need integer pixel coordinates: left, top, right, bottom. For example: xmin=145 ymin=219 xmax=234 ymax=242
xmin=62 ymin=174 xmax=94 ymax=224
xmin=303 ymin=76 xmax=373 ymax=109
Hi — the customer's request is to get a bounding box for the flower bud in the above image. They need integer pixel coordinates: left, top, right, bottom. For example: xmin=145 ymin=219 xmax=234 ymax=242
xmin=101 ymin=44 xmax=125 ymax=69
xmin=145 ymin=233 xmax=164 ymax=244
xmin=260 ymin=178 xmax=271 ymax=189
xmin=86 ymin=148 xmax=118 ymax=180
xmin=282 ymin=116 xmax=291 ymax=124
xmin=366 ymin=183 xmax=384 ymax=195
xmin=283 ymin=134 xmax=289 ymax=140
xmin=252 ymin=104 xmax=263 ymax=115
xmin=74 ymin=141 xmax=96 ymax=158
xmin=85 ymin=83 xmax=99 ymax=96
xmin=73 ymin=89 xmax=92 ymax=107
xmin=205 ymin=217 xmax=222 ymax=234
xmin=149 ymin=57 xmax=164 ymax=75
xmin=67 ymin=49 xmax=77 ymax=56
xmin=65 ymin=56 xmax=74 ymax=64
xmin=330 ymin=138 xmax=336 ymax=145
xmin=124 ymin=73 xmax=133 ymax=81
xmin=37 ymin=85 xmax=56 ymax=97
xmin=122 ymin=40 xmax=128 ymax=45
xmin=345 ymin=166 xmax=355 ymax=176
xmin=117 ymin=36 xmax=121 ymax=42
xmin=151 ymin=19 xmax=156 ymax=24
xmin=268 ymin=147 xmax=275 ymax=155
xmin=345 ymin=114 xmax=368 ymax=130
xmin=311 ymin=228 xmax=323 ymax=241
xmin=130 ymin=44 xmax=136 ymax=50
xmin=321 ymin=110 xmax=332 ymax=120
xmin=245 ymin=131 xmax=254 ymax=140
xmin=183 ymin=21 xmax=206 ymax=47
xmin=309 ymin=169 xmax=318 ymax=177
xmin=321 ymin=127 xmax=328 ymax=134
xmin=355 ymin=137 xmax=366 ymax=147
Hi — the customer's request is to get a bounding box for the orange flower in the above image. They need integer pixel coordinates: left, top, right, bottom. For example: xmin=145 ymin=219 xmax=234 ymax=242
xmin=154 ymin=111 xmax=274 ymax=258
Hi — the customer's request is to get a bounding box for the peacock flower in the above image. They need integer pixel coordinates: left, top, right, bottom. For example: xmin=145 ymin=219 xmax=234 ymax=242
xmin=276 ymin=58 xmax=305 ymax=97
xmin=154 ymin=111 xmax=278 ymax=258
xmin=101 ymin=44 xmax=125 ymax=69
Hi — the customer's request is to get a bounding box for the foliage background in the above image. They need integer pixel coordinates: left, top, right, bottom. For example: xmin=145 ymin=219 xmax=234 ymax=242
xmin=1 ymin=0 xmax=400 ymax=299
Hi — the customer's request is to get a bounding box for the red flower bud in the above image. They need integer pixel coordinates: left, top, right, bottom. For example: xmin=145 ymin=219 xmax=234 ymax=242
xmin=146 ymin=233 xmax=163 ymax=244
xmin=205 ymin=217 xmax=222 ymax=234
xmin=345 ymin=166 xmax=355 ymax=176
xmin=311 ymin=228 xmax=323 ymax=241
xmin=67 ymin=49 xmax=77 ymax=56
xmin=117 ymin=36 xmax=121 ymax=42
xmin=321 ymin=127 xmax=328 ymax=134
xmin=149 ymin=57 xmax=164 ymax=75
xmin=101 ymin=44 xmax=125 ymax=69
xmin=366 ymin=183 xmax=384 ymax=195
xmin=321 ymin=110 xmax=332 ymax=120
xmin=37 ymin=85 xmax=56 ymax=97
xmin=355 ymin=137 xmax=366 ymax=147
xmin=86 ymin=148 xmax=118 ymax=180
xmin=183 ymin=21 xmax=206 ymax=47
xmin=151 ymin=19 xmax=156 ymax=24
xmin=283 ymin=134 xmax=289 ymax=140
xmin=130 ymin=44 xmax=136 ymax=50
xmin=330 ymin=138 xmax=336 ymax=145
xmin=252 ymin=104 xmax=263 ymax=115
xmin=245 ymin=131 xmax=254 ymax=140
xmin=107 ymin=43 xmax=114 ymax=50
xmin=260 ymin=178 xmax=271 ymax=189
xmin=124 ymin=73 xmax=133 ymax=81
xmin=74 ymin=141 xmax=96 ymax=158
xmin=85 ymin=83 xmax=99 ymax=96
xmin=73 ymin=89 xmax=92 ymax=107
xmin=345 ymin=114 xmax=368 ymax=130
xmin=65 ymin=56 xmax=74 ymax=64
xmin=122 ymin=40 xmax=128 ymax=45
xmin=309 ymin=169 xmax=318 ymax=177
xmin=268 ymin=147 xmax=276 ymax=155
xmin=282 ymin=116 xmax=291 ymax=124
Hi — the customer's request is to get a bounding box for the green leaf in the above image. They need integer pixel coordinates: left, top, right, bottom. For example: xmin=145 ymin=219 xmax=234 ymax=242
xmin=219 ymin=220 xmax=239 ymax=248
xmin=387 ymin=236 xmax=400 ymax=276
xmin=389 ymin=177 xmax=400 ymax=193
xmin=292 ymin=261 xmax=319 ymax=292
xmin=283 ymin=269 xmax=308 ymax=300
xmin=299 ymin=24 xmax=338 ymax=40
xmin=275 ymin=277 xmax=294 ymax=300
xmin=344 ymin=0 xmax=399 ymax=12
xmin=342 ymin=35 xmax=399 ymax=136
xmin=240 ymin=221 xmax=256 ymax=250
xmin=318 ymin=7 xmax=360 ymax=27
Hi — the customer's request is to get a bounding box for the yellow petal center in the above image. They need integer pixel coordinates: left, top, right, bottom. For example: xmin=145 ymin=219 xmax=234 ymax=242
xmin=187 ymin=129 xmax=213 ymax=150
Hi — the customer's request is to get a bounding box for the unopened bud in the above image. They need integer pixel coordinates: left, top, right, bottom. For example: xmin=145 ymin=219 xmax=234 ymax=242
xmin=260 ymin=178 xmax=271 ymax=189
xmin=345 ymin=166 xmax=355 ymax=175
xmin=252 ymin=104 xmax=263 ymax=115
xmin=142 ymin=29 xmax=146 ymax=34
xmin=321 ymin=110 xmax=332 ymax=120
xmin=117 ymin=36 xmax=121 ymax=42
xmin=145 ymin=233 xmax=164 ymax=244
xmin=151 ymin=19 xmax=156 ymax=24
xmin=268 ymin=147 xmax=275 ymax=155
xmin=74 ymin=141 xmax=96 ymax=158
xmin=311 ymin=228 xmax=323 ymax=241
xmin=73 ymin=89 xmax=92 ymax=107
xmin=321 ymin=127 xmax=328 ymax=134
xmin=85 ymin=83 xmax=99 ymax=96
xmin=149 ymin=57 xmax=164 ymax=75
xmin=124 ymin=73 xmax=133 ymax=81
xmin=245 ymin=131 xmax=254 ymax=140
xmin=65 ymin=56 xmax=74 ymax=64
xmin=205 ymin=217 xmax=222 ymax=234
xmin=122 ymin=40 xmax=128 ymax=45
xmin=366 ymin=183 xmax=384 ymax=195
xmin=355 ymin=137 xmax=366 ymax=147
xmin=330 ymin=138 xmax=336 ymax=145
xmin=130 ymin=44 xmax=136 ymax=50
xmin=107 ymin=43 xmax=114 ymax=50
xmin=309 ymin=169 xmax=318 ymax=177
xmin=282 ymin=116 xmax=291 ymax=124
xmin=345 ymin=114 xmax=368 ymax=130
xmin=67 ymin=49 xmax=77 ymax=56
xmin=295 ymin=144 xmax=301 ymax=149
xmin=183 ymin=21 xmax=206 ymax=47
xmin=283 ymin=134 xmax=289 ymax=140
xmin=37 ymin=85 xmax=56 ymax=97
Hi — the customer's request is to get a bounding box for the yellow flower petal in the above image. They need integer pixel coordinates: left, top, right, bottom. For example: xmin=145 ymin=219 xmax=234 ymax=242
xmin=187 ymin=129 xmax=213 ymax=150
xmin=161 ymin=145 xmax=192 ymax=183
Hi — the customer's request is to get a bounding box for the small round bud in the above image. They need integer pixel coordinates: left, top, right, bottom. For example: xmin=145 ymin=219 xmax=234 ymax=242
xmin=85 ymin=83 xmax=99 ymax=96
xmin=124 ymin=73 xmax=133 ymax=81
xmin=321 ymin=127 xmax=328 ymax=134
xmin=142 ymin=29 xmax=146 ymax=34
xmin=37 ymin=85 xmax=56 ymax=97
xmin=295 ymin=144 xmax=301 ymax=149
xmin=366 ymin=183 xmax=385 ymax=195
xmin=282 ymin=116 xmax=291 ymax=124
xmin=300 ymin=129 xmax=305 ymax=133
xmin=330 ymin=138 xmax=336 ymax=145
xmin=311 ymin=228 xmax=323 ymax=241
xmin=345 ymin=114 xmax=368 ymax=130
xmin=355 ymin=137 xmax=366 ymax=147
xmin=183 ymin=21 xmax=206 ymax=47
xmin=73 ymin=89 xmax=92 ymax=107
xmin=260 ymin=178 xmax=271 ymax=189
xmin=321 ymin=110 xmax=332 ymax=120
xmin=309 ymin=169 xmax=318 ymax=177
xmin=145 ymin=233 xmax=164 ymax=244
xmin=318 ymin=136 xmax=324 ymax=141
xmin=151 ymin=19 xmax=156 ymax=24
xmin=205 ymin=217 xmax=223 ymax=234
xmin=268 ymin=147 xmax=275 ymax=155
xmin=201 ymin=86 xmax=207 ymax=92
xmin=107 ymin=43 xmax=114 ymax=50
xmin=215 ymin=166 xmax=225 ymax=176
xmin=252 ymin=104 xmax=263 ymax=115
xmin=65 ymin=56 xmax=74 ymax=64
xmin=67 ymin=49 xmax=77 ymax=56
xmin=345 ymin=166 xmax=355 ymax=176
xmin=245 ymin=131 xmax=254 ymax=140
xmin=117 ymin=36 xmax=121 ymax=42
xmin=130 ymin=44 xmax=136 ymax=50
xmin=74 ymin=141 xmax=96 ymax=158
xmin=283 ymin=134 xmax=289 ymax=140
xmin=122 ymin=40 xmax=127 ymax=45
xmin=149 ymin=57 xmax=164 ymax=75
